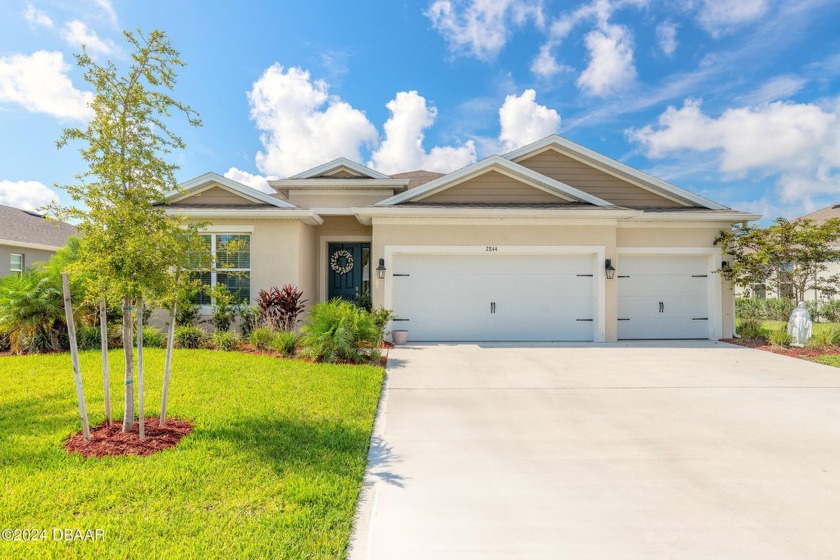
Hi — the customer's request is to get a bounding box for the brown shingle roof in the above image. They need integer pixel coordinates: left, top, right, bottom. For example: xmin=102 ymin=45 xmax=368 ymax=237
xmin=390 ymin=170 xmax=445 ymax=189
xmin=0 ymin=204 xmax=77 ymax=248
xmin=801 ymin=204 xmax=840 ymax=223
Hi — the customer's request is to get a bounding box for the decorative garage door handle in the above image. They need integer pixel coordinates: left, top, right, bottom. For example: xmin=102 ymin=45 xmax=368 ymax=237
xmin=490 ymin=302 xmax=496 ymax=314
xmin=659 ymin=301 xmax=664 ymax=313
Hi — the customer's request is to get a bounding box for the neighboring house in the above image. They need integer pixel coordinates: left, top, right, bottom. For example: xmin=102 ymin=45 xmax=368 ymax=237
xmin=163 ymin=135 xmax=759 ymax=342
xmin=0 ymin=204 xmax=77 ymax=276
xmin=736 ymin=204 xmax=840 ymax=304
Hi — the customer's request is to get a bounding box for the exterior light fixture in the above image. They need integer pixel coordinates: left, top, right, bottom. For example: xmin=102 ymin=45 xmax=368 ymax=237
xmin=376 ymin=258 xmax=386 ymax=280
xmin=605 ymin=259 xmax=616 ymax=280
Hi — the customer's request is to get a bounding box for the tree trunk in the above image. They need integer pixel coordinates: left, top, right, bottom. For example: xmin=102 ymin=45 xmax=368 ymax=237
xmin=137 ymin=297 xmax=145 ymax=440
xmin=100 ymin=299 xmax=111 ymax=426
xmin=160 ymin=300 xmax=176 ymax=427
xmin=122 ymin=296 xmax=135 ymax=433
xmin=62 ymin=274 xmax=91 ymax=442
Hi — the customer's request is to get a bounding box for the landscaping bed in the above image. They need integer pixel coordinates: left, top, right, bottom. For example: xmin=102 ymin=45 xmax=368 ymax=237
xmin=0 ymin=348 xmax=384 ymax=558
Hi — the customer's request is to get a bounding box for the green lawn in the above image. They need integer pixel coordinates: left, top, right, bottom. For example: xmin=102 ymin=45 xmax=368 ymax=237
xmin=812 ymin=354 xmax=840 ymax=367
xmin=0 ymin=349 xmax=384 ymax=559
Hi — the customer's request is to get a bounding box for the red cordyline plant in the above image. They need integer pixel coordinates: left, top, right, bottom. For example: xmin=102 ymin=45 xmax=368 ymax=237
xmin=256 ymin=285 xmax=307 ymax=331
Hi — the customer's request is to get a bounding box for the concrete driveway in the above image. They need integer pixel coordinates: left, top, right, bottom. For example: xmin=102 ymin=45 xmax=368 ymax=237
xmin=350 ymin=341 xmax=840 ymax=560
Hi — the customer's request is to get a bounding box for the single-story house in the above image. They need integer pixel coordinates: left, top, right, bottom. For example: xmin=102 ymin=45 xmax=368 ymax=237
xmin=0 ymin=204 xmax=77 ymax=276
xmin=163 ymin=135 xmax=759 ymax=342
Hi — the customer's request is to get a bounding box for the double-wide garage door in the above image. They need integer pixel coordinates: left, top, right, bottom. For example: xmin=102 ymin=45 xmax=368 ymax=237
xmin=391 ymin=253 xmax=595 ymax=341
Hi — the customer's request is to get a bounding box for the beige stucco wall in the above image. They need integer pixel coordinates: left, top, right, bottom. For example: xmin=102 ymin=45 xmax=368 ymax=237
xmin=372 ymin=220 xmax=733 ymax=341
xmin=188 ymin=219 xmax=303 ymax=305
xmin=0 ymin=244 xmax=55 ymax=276
xmin=289 ymin=192 xmax=392 ymax=209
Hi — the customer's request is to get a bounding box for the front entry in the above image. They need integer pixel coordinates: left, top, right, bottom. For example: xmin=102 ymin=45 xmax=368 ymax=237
xmin=327 ymin=242 xmax=371 ymax=301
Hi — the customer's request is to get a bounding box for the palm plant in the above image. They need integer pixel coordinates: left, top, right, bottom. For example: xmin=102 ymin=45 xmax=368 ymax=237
xmin=0 ymin=269 xmax=67 ymax=353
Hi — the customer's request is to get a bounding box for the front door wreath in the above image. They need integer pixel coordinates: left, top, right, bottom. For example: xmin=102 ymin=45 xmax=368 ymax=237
xmin=330 ymin=249 xmax=354 ymax=275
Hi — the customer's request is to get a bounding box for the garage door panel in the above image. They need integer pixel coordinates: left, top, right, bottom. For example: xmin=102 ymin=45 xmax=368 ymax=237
xmin=392 ymin=253 xmax=596 ymax=342
xmin=617 ymin=255 xmax=711 ymax=340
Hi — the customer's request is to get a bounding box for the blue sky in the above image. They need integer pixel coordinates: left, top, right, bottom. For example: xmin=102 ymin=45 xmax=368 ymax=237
xmin=1 ymin=0 xmax=839 ymax=222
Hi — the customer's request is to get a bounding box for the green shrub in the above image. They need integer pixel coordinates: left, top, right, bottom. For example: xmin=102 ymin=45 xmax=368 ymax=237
xmin=76 ymin=325 xmax=101 ymax=350
xmin=738 ymin=319 xmax=766 ymax=342
xmin=0 ymin=268 xmax=67 ymax=354
xmin=768 ymin=328 xmax=792 ymax=347
xmin=271 ymin=330 xmax=299 ymax=357
xmin=736 ymin=297 xmax=766 ymax=324
xmin=299 ymin=298 xmax=387 ymax=363
xmin=174 ymin=324 xmax=206 ymax=349
xmin=138 ymin=326 xmax=166 ymax=348
xmin=211 ymin=329 xmax=240 ymax=351
xmin=808 ymin=326 xmax=840 ymax=348
xmin=818 ymin=300 xmax=840 ymax=323
xmin=238 ymin=304 xmax=260 ymax=337
xmin=765 ymin=298 xmax=796 ymax=322
xmin=249 ymin=327 xmax=274 ymax=351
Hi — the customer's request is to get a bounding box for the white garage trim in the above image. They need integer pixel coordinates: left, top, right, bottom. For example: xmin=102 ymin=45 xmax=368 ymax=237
xmin=616 ymin=247 xmax=722 ymax=340
xmin=383 ymin=245 xmax=607 ymax=342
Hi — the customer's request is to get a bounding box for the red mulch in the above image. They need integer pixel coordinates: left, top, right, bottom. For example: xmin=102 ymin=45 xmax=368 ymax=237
xmin=722 ymin=338 xmax=840 ymax=360
xmin=64 ymin=418 xmax=193 ymax=458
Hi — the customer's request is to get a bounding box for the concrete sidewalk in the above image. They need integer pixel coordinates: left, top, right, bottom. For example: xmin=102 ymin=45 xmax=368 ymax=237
xmin=350 ymin=341 xmax=840 ymax=559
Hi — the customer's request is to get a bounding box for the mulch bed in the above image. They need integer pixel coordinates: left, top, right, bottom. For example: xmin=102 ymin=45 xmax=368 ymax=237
xmin=722 ymin=338 xmax=840 ymax=360
xmin=64 ymin=418 xmax=193 ymax=458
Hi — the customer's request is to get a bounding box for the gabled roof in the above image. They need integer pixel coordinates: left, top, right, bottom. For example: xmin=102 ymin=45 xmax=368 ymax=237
xmin=0 ymin=204 xmax=77 ymax=250
xmin=375 ymin=156 xmax=614 ymax=207
xmin=502 ymin=135 xmax=728 ymax=210
xmin=801 ymin=203 xmax=840 ymax=224
xmin=289 ymin=157 xmax=390 ymax=180
xmin=390 ymin=170 xmax=445 ymax=189
xmin=165 ymin=172 xmax=297 ymax=208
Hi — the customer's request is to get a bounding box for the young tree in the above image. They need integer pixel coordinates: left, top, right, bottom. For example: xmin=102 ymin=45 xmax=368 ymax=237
xmin=716 ymin=218 xmax=840 ymax=302
xmin=54 ymin=29 xmax=204 ymax=434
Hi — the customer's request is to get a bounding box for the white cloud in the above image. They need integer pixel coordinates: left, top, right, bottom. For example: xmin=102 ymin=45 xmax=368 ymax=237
xmin=248 ymin=64 xmax=379 ymax=177
xmin=656 ymin=21 xmax=678 ymax=56
xmin=577 ymin=23 xmax=637 ymax=96
xmin=92 ymin=0 xmax=118 ymax=25
xmin=61 ymin=21 xmax=115 ymax=57
xmin=498 ymin=89 xmax=561 ymax=150
xmin=697 ymin=0 xmax=770 ymax=36
xmin=530 ymin=44 xmax=573 ymax=78
xmin=369 ymin=91 xmax=476 ymax=174
xmin=628 ymin=97 xmax=840 ymax=204
xmin=0 ymin=180 xmax=59 ymax=212
xmin=426 ymin=0 xmax=543 ymax=61
xmin=738 ymin=74 xmax=807 ymax=105
xmin=23 ymin=4 xmax=52 ymax=28
xmin=223 ymin=167 xmax=277 ymax=194
xmin=0 ymin=51 xmax=92 ymax=120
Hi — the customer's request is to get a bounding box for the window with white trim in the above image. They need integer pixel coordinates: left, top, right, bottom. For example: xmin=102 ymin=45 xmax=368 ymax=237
xmin=191 ymin=234 xmax=251 ymax=305
xmin=10 ymin=253 xmax=24 ymax=276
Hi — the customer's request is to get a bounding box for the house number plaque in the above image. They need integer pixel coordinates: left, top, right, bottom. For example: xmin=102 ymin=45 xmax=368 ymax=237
xmin=485 ymin=246 xmax=498 ymax=252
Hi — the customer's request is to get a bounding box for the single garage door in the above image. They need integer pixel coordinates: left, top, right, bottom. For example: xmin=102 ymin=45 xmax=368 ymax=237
xmin=617 ymin=255 xmax=710 ymax=339
xmin=391 ymin=253 xmax=595 ymax=341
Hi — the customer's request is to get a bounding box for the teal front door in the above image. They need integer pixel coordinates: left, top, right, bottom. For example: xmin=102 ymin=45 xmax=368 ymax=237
xmin=327 ymin=242 xmax=371 ymax=301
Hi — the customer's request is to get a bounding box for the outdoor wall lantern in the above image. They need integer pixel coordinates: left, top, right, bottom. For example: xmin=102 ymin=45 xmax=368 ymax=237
xmin=376 ymin=258 xmax=387 ymax=280
xmin=605 ymin=259 xmax=616 ymax=280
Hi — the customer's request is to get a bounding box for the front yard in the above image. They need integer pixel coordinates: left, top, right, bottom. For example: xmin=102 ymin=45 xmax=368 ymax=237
xmin=0 ymin=349 xmax=383 ymax=558
xmin=732 ymin=320 xmax=840 ymax=365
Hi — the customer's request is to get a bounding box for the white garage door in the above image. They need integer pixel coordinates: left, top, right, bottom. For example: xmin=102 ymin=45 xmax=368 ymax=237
xmin=617 ymin=255 xmax=710 ymax=339
xmin=391 ymin=253 xmax=595 ymax=341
